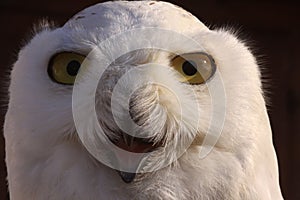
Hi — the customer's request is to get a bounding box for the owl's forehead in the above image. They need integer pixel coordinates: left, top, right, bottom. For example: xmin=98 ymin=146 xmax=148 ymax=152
xmin=63 ymin=1 xmax=208 ymax=35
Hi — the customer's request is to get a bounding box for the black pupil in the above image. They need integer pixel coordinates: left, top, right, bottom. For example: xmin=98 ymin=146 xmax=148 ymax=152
xmin=182 ymin=60 xmax=197 ymax=76
xmin=67 ymin=60 xmax=81 ymax=76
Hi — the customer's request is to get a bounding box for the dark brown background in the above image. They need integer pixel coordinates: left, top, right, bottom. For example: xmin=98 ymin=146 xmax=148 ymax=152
xmin=0 ymin=0 xmax=299 ymax=199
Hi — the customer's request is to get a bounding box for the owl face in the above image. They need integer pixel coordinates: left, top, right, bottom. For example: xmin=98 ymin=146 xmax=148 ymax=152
xmin=7 ymin=0 xmax=263 ymax=187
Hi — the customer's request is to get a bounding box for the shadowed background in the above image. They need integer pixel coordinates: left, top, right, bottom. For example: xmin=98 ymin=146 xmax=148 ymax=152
xmin=0 ymin=0 xmax=299 ymax=199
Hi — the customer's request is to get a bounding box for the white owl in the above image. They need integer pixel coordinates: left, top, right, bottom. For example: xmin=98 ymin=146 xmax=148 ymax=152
xmin=4 ymin=1 xmax=283 ymax=200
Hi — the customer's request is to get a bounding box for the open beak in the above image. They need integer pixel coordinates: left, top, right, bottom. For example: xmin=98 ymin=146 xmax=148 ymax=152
xmin=109 ymin=132 xmax=161 ymax=183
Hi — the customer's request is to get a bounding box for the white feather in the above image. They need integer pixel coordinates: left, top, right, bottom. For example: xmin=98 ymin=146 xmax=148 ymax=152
xmin=4 ymin=1 xmax=283 ymax=199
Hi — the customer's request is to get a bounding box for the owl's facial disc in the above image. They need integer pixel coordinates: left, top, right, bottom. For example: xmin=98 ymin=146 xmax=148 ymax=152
xmin=73 ymin=49 xmax=211 ymax=182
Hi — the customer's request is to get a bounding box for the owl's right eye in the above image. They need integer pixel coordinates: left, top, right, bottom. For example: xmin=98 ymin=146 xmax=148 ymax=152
xmin=171 ymin=52 xmax=216 ymax=85
xmin=48 ymin=52 xmax=86 ymax=85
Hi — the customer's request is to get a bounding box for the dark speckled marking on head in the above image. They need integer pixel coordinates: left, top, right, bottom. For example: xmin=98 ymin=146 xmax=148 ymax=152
xmin=149 ymin=2 xmax=155 ymax=5
xmin=182 ymin=13 xmax=189 ymax=18
xmin=75 ymin=16 xmax=85 ymax=20
xmin=91 ymin=12 xmax=96 ymax=15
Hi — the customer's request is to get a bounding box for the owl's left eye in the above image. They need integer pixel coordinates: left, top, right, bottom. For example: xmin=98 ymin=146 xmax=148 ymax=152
xmin=171 ymin=52 xmax=216 ymax=84
xmin=48 ymin=52 xmax=86 ymax=85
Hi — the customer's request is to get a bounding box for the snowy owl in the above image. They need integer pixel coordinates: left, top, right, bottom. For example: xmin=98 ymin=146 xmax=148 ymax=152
xmin=4 ymin=1 xmax=283 ymax=200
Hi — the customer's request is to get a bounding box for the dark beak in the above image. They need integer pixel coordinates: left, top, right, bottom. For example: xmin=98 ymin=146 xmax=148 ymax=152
xmin=107 ymin=132 xmax=163 ymax=183
xmin=118 ymin=171 xmax=136 ymax=183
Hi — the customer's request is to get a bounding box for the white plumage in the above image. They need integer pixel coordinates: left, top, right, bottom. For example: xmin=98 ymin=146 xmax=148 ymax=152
xmin=4 ymin=1 xmax=283 ymax=199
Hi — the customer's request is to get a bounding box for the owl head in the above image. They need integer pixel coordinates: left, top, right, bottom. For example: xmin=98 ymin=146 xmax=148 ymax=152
xmin=5 ymin=1 xmax=282 ymax=199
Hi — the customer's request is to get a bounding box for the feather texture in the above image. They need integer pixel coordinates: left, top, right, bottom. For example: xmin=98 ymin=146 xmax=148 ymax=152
xmin=4 ymin=1 xmax=283 ymax=199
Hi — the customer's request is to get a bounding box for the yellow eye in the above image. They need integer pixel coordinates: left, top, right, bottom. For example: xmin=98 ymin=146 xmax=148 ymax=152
xmin=171 ymin=52 xmax=216 ymax=84
xmin=48 ymin=52 xmax=86 ymax=85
